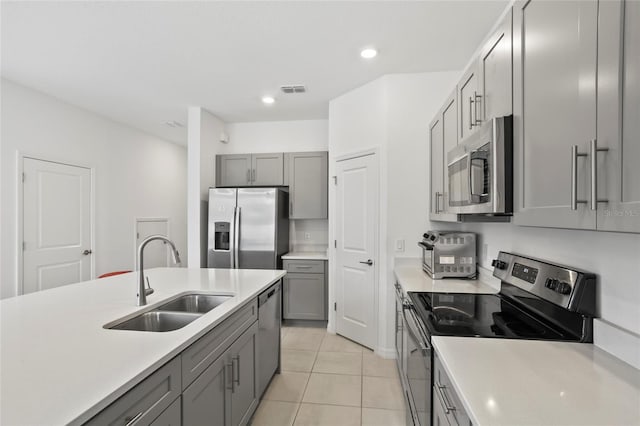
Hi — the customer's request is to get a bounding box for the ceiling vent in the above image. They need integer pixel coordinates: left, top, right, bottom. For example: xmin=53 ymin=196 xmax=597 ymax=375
xmin=280 ymin=85 xmax=306 ymax=94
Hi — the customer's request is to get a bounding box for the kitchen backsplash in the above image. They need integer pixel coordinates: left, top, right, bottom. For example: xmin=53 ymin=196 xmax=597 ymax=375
xmin=289 ymin=219 xmax=328 ymax=253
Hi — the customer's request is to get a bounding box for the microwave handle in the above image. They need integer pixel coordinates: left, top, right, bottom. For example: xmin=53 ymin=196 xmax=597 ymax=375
xmin=469 ymin=150 xmax=489 ymax=198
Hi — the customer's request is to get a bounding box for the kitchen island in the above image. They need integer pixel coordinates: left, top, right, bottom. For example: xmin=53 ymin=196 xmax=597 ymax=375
xmin=0 ymin=267 xmax=285 ymax=425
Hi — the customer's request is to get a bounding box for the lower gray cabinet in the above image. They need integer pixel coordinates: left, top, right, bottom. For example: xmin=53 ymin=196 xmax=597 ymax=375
xmin=150 ymin=397 xmax=181 ymax=426
xmin=182 ymin=321 xmax=258 ymax=426
xmin=283 ymin=260 xmax=327 ymax=321
xmin=85 ymin=357 xmax=181 ymax=426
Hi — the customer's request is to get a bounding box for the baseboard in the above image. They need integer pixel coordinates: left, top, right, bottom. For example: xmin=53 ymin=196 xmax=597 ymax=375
xmin=375 ymin=346 xmax=396 ymax=359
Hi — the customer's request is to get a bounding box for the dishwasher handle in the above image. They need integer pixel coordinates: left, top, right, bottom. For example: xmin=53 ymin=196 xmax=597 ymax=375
xmin=259 ymin=282 xmax=281 ymax=306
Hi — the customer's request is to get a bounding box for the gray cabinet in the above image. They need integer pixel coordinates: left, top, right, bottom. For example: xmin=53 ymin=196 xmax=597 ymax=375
xmin=285 ymin=151 xmax=328 ymax=219
xmin=513 ymin=0 xmax=599 ymax=230
xmin=216 ymin=153 xmax=283 ymax=187
xmin=150 ymin=397 xmax=181 ymax=426
xmin=457 ymin=60 xmax=481 ymax=141
xmin=283 ymin=259 xmax=327 ymax=320
xmin=217 ymin=154 xmax=253 ymax=187
xmin=596 ymin=0 xmax=640 ymax=233
xmin=85 ymin=357 xmax=182 ymax=426
xmin=433 ymin=352 xmax=471 ymax=426
xmin=479 ymin=8 xmax=513 ymax=121
xmin=182 ymin=321 xmax=258 ymax=426
xmin=430 ymin=90 xmax=459 ymax=222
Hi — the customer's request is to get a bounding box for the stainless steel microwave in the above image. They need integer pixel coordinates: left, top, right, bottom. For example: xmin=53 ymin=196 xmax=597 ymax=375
xmin=447 ymin=116 xmax=513 ymax=215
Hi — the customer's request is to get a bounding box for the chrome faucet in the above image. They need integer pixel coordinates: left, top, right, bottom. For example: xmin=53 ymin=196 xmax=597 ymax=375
xmin=137 ymin=235 xmax=182 ymax=306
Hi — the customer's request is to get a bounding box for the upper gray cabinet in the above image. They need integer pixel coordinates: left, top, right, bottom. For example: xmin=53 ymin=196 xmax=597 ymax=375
xmin=285 ymin=151 xmax=328 ymax=219
xmin=457 ymin=60 xmax=481 ymax=141
xmin=513 ymin=0 xmax=638 ymax=233
xmin=512 ymin=0 xmax=599 ymax=230
xmin=430 ymin=89 xmax=459 ymax=222
xmin=596 ymin=0 xmax=640 ymax=233
xmin=479 ymin=8 xmax=513 ymax=121
xmin=216 ymin=153 xmax=283 ymax=187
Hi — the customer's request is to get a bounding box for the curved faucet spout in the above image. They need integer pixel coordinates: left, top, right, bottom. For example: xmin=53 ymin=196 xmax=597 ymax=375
xmin=137 ymin=235 xmax=181 ymax=306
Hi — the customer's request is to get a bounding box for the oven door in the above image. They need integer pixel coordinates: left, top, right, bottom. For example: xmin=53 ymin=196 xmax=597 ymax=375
xmin=402 ymin=302 xmax=432 ymax=426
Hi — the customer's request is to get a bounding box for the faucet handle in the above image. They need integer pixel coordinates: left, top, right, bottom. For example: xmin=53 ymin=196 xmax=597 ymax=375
xmin=145 ymin=276 xmax=154 ymax=296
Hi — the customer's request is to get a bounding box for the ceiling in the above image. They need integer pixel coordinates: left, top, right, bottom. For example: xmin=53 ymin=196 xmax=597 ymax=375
xmin=1 ymin=1 xmax=508 ymax=145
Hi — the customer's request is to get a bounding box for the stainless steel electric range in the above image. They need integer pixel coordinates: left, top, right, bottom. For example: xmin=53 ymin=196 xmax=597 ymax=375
xmin=400 ymin=251 xmax=596 ymax=426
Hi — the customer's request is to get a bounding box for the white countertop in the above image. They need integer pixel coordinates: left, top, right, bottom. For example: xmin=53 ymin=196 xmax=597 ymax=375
xmin=0 ymin=267 xmax=285 ymax=426
xmin=282 ymin=251 xmax=328 ymax=260
xmin=394 ymin=263 xmax=499 ymax=294
xmin=432 ymin=336 xmax=640 ymax=426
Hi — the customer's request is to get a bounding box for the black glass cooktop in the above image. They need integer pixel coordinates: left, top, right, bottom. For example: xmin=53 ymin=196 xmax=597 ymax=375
xmin=408 ymin=292 xmax=581 ymax=341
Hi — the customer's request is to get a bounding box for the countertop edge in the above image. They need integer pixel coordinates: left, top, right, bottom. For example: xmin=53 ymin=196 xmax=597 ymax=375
xmin=68 ymin=271 xmax=285 ymax=425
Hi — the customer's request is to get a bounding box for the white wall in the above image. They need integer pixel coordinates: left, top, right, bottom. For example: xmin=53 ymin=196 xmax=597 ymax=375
xmin=186 ymin=107 xmax=226 ymax=268
xmin=1 ymin=79 xmax=187 ymax=299
xmin=221 ymin=119 xmax=330 ymax=252
xmin=222 ymin=120 xmax=328 ymax=154
xmin=327 ymin=72 xmax=460 ymax=355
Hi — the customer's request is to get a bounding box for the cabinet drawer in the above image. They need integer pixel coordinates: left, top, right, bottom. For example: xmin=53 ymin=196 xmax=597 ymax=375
xmin=181 ymin=300 xmax=257 ymax=389
xmin=149 ymin=397 xmax=181 ymax=426
xmin=433 ymin=352 xmax=470 ymax=426
xmin=86 ymin=357 xmax=181 ymax=426
xmin=283 ymin=259 xmax=325 ymax=274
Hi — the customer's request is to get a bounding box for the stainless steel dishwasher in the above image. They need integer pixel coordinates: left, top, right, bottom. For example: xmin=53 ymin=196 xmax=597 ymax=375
xmin=257 ymin=281 xmax=281 ymax=397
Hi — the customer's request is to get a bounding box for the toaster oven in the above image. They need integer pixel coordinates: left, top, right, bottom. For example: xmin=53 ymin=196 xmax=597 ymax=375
xmin=418 ymin=231 xmax=477 ymax=279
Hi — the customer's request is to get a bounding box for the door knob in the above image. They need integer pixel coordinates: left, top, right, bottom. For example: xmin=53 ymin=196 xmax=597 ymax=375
xmin=82 ymin=249 xmax=93 ymax=255
xmin=359 ymin=259 xmax=373 ymax=266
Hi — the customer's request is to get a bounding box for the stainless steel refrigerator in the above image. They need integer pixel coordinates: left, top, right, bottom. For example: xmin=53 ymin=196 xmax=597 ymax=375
xmin=208 ymin=187 xmax=289 ymax=269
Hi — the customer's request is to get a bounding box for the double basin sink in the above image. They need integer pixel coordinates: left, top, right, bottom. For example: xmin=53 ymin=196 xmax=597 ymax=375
xmin=106 ymin=294 xmax=233 ymax=332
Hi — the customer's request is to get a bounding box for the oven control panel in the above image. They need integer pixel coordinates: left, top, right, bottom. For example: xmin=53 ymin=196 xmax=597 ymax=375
xmin=491 ymin=251 xmax=596 ymax=316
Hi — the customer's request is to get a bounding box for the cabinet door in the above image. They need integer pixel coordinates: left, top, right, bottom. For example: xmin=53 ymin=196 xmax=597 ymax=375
xmin=288 ymin=151 xmax=328 ymax=219
xmin=229 ymin=321 xmax=259 ymax=426
xmin=597 ymin=0 xmax=640 ymax=233
xmin=442 ymin=89 xmax=458 ymax=213
xmin=457 ymin=61 xmax=480 ymax=141
xmin=283 ymin=273 xmax=326 ymax=320
xmin=182 ymin=355 xmax=230 ymax=426
xmin=513 ymin=0 xmax=598 ymax=230
xmin=251 ymin=153 xmax=284 ymax=186
xmin=429 ymin=115 xmax=444 ymax=218
xmin=479 ymin=8 xmax=513 ymax=121
xmin=150 ymin=397 xmax=181 ymax=426
xmin=217 ymin=155 xmax=252 ymax=187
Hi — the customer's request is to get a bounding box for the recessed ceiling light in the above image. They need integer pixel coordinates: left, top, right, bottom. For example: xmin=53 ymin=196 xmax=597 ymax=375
xmin=360 ymin=48 xmax=378 ymax=59
xmin=262 ymin=96 xmax=275 ymax=105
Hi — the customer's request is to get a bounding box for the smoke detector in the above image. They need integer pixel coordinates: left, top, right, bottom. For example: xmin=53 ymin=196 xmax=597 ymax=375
xmin=280 ymin=85 xmax=306 ymax=94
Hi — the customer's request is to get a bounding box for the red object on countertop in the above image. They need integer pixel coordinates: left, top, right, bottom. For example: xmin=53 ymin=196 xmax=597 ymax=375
xmin=97 ymin=271 xmax=132 ymax=279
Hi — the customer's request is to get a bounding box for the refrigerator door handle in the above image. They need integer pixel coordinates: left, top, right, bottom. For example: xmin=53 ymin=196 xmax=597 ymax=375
xmin=229 ymin=207 xmax=237 ymax=269
xmin=234 ymin=207 xmax=241 ymax=269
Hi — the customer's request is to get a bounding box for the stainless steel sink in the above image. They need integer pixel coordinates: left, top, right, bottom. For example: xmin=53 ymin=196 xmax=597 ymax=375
xmin=105 ymin=293 xmax=234 ymax=332
xmin=156 ymin=294 xmax=232 ymax=314
xmin=109 ymin=311 xmax=201 ymax=332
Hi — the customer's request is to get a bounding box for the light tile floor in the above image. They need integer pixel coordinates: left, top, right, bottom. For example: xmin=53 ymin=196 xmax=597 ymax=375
xmin=251 ymin=324 xmax=406 ymax=426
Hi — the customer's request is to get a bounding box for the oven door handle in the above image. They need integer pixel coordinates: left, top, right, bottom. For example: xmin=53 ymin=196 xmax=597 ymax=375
xmin=402 ymin=303 xmax=431 ymax=352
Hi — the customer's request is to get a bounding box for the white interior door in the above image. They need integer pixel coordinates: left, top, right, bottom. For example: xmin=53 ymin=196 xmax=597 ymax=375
xmin=136 ymin=219 xmax=169 ymax=269
xmin=22 ymin=158 xmax=92 ymax=294
xmin=335 ymin=153 xmax=378 ymax=349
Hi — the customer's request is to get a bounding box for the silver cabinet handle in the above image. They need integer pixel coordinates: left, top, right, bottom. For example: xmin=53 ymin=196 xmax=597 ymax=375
xmin=571 ymin=145 xmax=588 ymax=210
xmin=246 ymin=169 xmax=251 ymax=184
xmin=124 ymin=412 xmax=143 ymax=426
xmin=226 ymin=362 xmax=234 ymax=391
xmin=252 ymin=168 xmax=256 ymax=183
xmin=468 ymin=96 xmax=474 ymax=129
xmin=590 ymin=139 xmax=608 ymax=210
xmin=232 ymin=356 xmax=240 ymax=391
xmin=359 ymin=259 xmax=374 ymax=266
xmin=436 ymin=383 xmax=456 ymax=414
xmin=294 ymin=265 xmax=313 ymax=269
xmin=474 ymin=92 xmax=482 ymax=124
xmin=82 ymin=249 xmax=92 ymax=255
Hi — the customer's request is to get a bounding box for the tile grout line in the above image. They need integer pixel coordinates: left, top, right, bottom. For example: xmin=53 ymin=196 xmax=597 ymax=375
xmin=290 ymin=335 xmax=322 ymax=425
